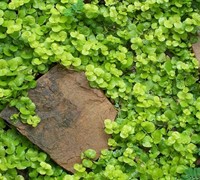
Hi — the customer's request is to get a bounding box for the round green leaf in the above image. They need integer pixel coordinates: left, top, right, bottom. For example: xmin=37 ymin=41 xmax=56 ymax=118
xmin=141 ymin=121 xmax=155 ymax=133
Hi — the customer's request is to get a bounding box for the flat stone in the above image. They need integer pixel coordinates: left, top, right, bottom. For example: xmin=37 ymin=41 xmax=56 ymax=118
xmin=192 ymin=39 xmax=200 ymax=66
xmin=0 ymin=65 xmax=117 ymax=172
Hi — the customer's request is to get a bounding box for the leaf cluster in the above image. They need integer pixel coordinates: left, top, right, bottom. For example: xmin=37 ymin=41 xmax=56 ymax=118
xmin=182 ymin=168 xmax=200 ymax=180
xmin=0 ymin=119 xmax=67 ymax=179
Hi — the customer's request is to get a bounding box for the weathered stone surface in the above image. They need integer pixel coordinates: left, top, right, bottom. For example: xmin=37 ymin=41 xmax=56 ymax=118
xmin=0 ymin=65 xmax=117 ymax=172
xmin=192 ymin=39 xmax=200 ymax=66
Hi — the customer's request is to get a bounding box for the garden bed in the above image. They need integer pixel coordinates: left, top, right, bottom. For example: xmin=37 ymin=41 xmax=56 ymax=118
xmin=0 ymin=0 xmax=200 ymax=179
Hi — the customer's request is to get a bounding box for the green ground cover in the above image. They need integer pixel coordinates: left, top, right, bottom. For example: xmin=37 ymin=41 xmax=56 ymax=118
xmin=0 ymin=0 xmax=200 ymax=179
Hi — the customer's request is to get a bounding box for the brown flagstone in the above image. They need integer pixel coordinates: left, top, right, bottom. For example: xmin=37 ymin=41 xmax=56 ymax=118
xmin=0 ymin=65 xmax=117 ymax=172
